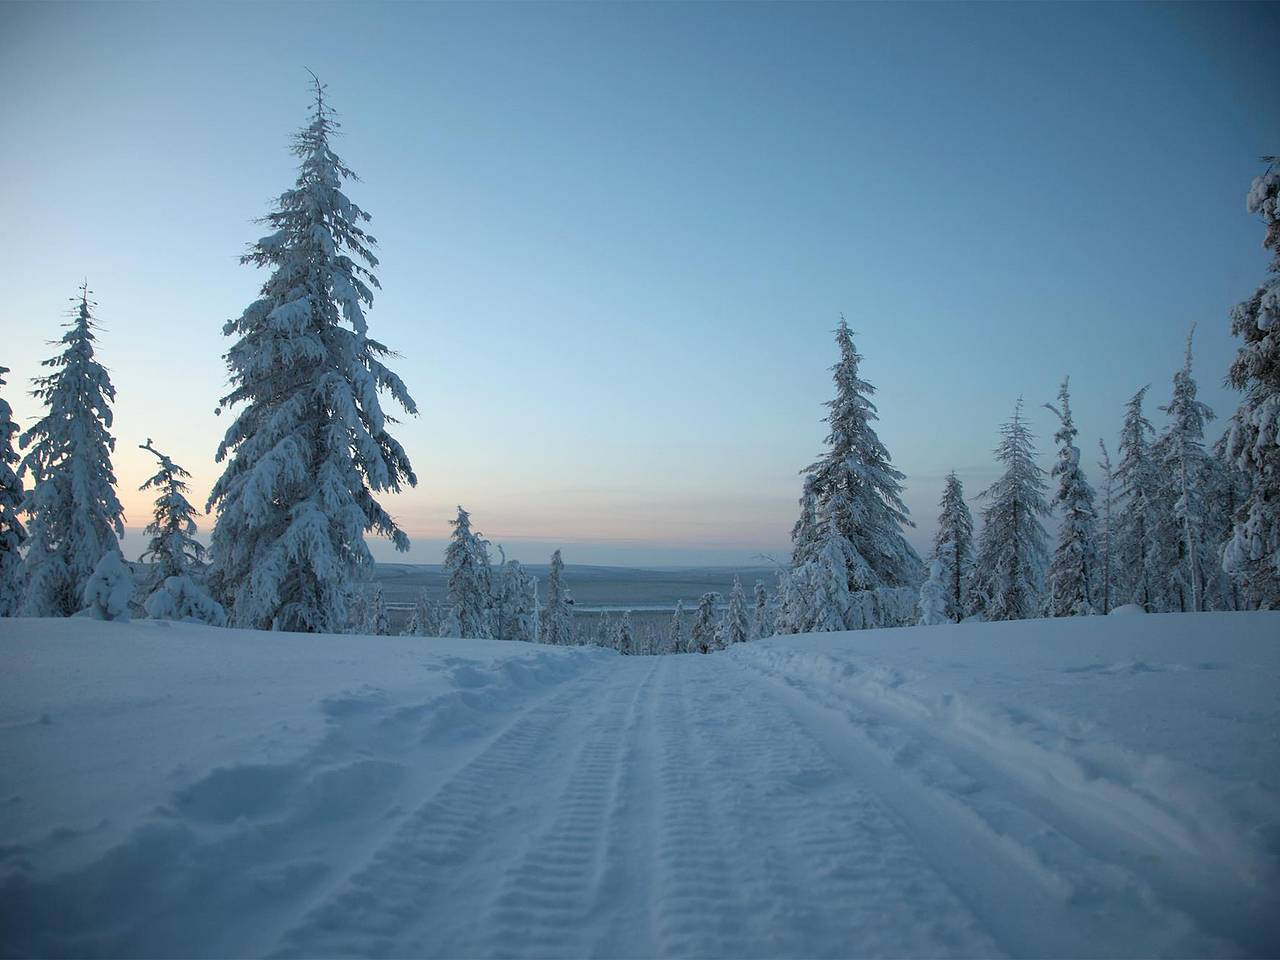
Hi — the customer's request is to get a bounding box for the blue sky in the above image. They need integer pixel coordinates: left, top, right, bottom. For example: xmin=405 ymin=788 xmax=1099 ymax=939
xmin=1 ymin=2 xmax=1276 ymax=566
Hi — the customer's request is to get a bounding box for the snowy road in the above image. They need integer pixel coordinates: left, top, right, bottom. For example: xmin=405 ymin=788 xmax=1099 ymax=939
xmin=2 ymin=614 xmax=1278 ymax=958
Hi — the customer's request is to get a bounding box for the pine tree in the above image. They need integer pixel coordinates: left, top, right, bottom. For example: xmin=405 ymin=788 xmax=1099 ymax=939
xmin=796 ymin=318 xmax=922 ymax=592
xmin=364 ymin=584 xmax=390 ymax=635
xmin=539 ymin=549 xmax=574 ymax=645
xmin=207 ymin=77 xmax=417 ymax=633
xmin=722 ymin=576 xmax=750 ymax=645
xmin=496 ymin=556 xmax=538 ymax=642
xmin=669 ymin=599 xmax=685 ymax=653
xmin=808 ymin=510 xmax=858 ymax=632
xmin=1151 ymin=327 xmax=1216 ymax=612
xmin=139 ymin=440 xmax=207 ymax=582
xmin=1114 ymin=387 xmax=1158 ymax=610
xmin=750 ymin=580 xmax=770 ymax=640
xmin=1206 ymin=433 xmax=1247 ymax=610
xmin=1096 ymin=440 xmax=1117 ymax=615
xmin=1044 ymin=378 xmax=1099 ymax=616
xmin=917 ymin=560 xmax=948 ymax=626
xmin=615 ymin=610 xmax=635 ymax=655
xmin=776 ymin=565 xmax=814 ymax=635
xmin=971 ymin=399 xmax=1050 ymax=621
xmin=137 ymin=440 xmax=226 ymax=626
xmin=79 ymin=549 xmax=134 ymax=622
xmin=441 ymin=506 xmax=493 ymax=639
xmin=1224 ymin=157 xmax=1280 ymax=608
xmin=0 ymin=367 xmax=26 ymax=616
xmin=404 ymin=590 xmax=438 ymax=637
xmin=19 ymin=286 xmax=125 ymax=617
xmin=932 ymin=472 xmax=974 ymax=622
xmin=689 ymin=593 xmax=719 ymax=654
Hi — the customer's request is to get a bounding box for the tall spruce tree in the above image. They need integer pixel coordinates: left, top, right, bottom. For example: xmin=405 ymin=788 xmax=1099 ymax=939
xmin=1044 ymin=378 xmax=1099 ymax=616
xmin=1224 ymin=157 xmax=1280 ymax=608
xmin=971 ymin=399 xmax=1050 ymax=621
xmin=539 ymin=549 xmax=573 ymax=645
xmin=797 ymin=318 xmax=921 ymax=592
xmin=1114 ymin=387 xmax=1158 ymax=610
xmin=1096 ymin=440 xmax=1117 ymax=615
xmin=19 ymin=287 xmax=125 ymax=617
xmin=138 ymin=440 xmax=226 ymax=626
xmin=441 ymin=506 xmax=493 ymax=639
xmin=1151 ymin=328 xmax=1216 ymax=612
xmin=0 ymin=368 xmax=26 ymax=616
xmin=932 ymin=472 xmax=974 ymax=622
xmin=207 ymin=77 xmax=417 ymax=632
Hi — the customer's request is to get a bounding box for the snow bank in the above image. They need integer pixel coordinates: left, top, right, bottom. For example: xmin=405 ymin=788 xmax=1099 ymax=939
xmin=1 ymin=612 xmax=1276 ymax=958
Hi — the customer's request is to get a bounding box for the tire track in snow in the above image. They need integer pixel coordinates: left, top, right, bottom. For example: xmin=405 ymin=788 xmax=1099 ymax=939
xmin=647 ymin=656 xmax=757 ymax=958
xmin=735 ymin=657 xmax=1235 ymax=958
xmin=268 ymin=660 xmax=623 ymax=959
xmin=676 ymin=655 xmax=1000 ymax=959
xmin=482 ymin=658 xmax=660 ymax=959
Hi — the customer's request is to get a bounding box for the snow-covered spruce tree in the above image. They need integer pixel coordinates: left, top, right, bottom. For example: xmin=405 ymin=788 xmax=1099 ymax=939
xmin=1150 ymin=328 xmax=1217 ymax=612
xmin=404 ymin=590 xmax=438 ymax=637
xmin=540 ymin=549 xmax=574 ymax=645
xmin=917 ymin=560 xmax=948 ymax=626
xmin=1044 ymin=378 xmax=1099 ymax=616
xmin=79 ymin=549 xmax=134 ymax=621
xmin=723 ymin=576 xmax=750 ymax=645
xmin=364 ymin=584 xmax=390 ymax=635
xmin=0 ymin=367 xmax=27 ymax=616
xmin=750 ymin=580 xmax=770 ymax=640
xmin=1113 ymin=387 xmax=1158 ymax=610
xmin=616 ymin=611 xmax=635 ymax=656
xmin=669 ymin=599 xmax=685 ymax=653
xmin=138 ymin=440 xmax=227 ymax=626
xmin=807 ymin=510 xmax=857 ymax=632
xmin=440 ymin=506 xmax=493 ymax=639
xmin=496 ymin=556 xmax=538 ymax=642
xmin=207 ymin=78 xmax=417 ymax=632
xmin=775 ymin=564 xmax=814 ymax=635
xmin=1207 ymin=433 xmax=1248 ymax=610
xmin=796 ymin=318 xmax=922 ymax=597
xmin=1224 ymin=157 xmax=1280 ymax=608
xmin=19 ymin=287 xmax=125 ymax=617
xmin=689 ymin=593 xmax=719 ymax=654
xmin=971 ymin=399 xmax=1050 ymax=621
xmin=932 ymin=472 xmax=974 ymax=622
xmin=1096 ymin=440 xmax=1117 ymax=615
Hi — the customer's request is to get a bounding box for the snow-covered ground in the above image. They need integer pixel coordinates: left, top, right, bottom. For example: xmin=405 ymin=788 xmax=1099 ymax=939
xmin=1 ymin=612 xmax=1277 ymax=958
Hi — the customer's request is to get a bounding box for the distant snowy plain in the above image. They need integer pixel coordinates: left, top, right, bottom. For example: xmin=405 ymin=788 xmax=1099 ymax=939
xmin=1 ymin=612 xmax=1277 ymax=958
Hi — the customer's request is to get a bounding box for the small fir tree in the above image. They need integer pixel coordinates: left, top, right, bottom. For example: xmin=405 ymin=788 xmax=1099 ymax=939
xmin=971 ymin=399 xmax=1051 ymax=621
xmin=932 ymin=472 xmax=974 ymax=622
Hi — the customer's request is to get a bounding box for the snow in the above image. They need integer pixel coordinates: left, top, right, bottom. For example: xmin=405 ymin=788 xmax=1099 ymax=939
xmin=2 ymin=612 xmax=1278 ymax=957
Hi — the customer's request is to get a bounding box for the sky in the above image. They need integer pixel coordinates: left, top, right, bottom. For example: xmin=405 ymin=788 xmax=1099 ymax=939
xmin=1 ymin=2 xmax=1277 ymax=567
